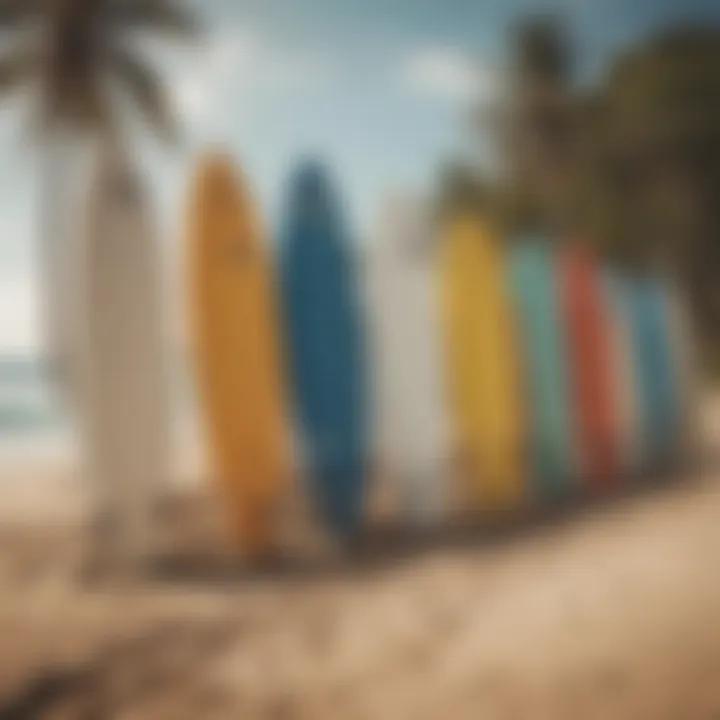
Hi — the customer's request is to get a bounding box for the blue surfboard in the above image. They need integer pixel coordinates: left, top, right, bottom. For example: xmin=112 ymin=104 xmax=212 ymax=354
xmin=627 ymin=276 xmax=679 ymax=471
xmin=280 ymin=160 xmax=368 ymax=537
xmin=509 ymin=239 xmax=577 ymax=501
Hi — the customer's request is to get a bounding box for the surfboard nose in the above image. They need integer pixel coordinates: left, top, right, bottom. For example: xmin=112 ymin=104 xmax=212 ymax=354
xmin=285 ymin=159 xmax=340 ymax=219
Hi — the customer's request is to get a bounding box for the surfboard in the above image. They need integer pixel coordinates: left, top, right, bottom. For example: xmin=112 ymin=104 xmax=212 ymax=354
xmin=559 ymin=246 xmax=617 ymax=490
xmin=43 ymin=133 xmax=98 ymax=412
xmin=188 ymin=154 xmax=288 ymax=556
xmin=78 ymin=144 xmax=170 ymax=566
xmin=280 ymin=160 xmax=368 ymax=538
xmin=509 ymin=239 xmax=576 ymax=501
xmin=440 ymin=214 xmax=525 ymax=513
xmin=367 ymin=196 xmax=450 ymax=523
xmin=627 ymin=277 xmax=679 ymax=473
xmin=665 ymin=282 xmax=702 ymax=466
xmin=603 ymin=270 xmax=643 ymax=478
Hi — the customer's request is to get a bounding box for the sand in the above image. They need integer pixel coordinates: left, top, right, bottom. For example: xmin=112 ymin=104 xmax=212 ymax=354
xmin=1 ymin=405 xmax=720 ymax=719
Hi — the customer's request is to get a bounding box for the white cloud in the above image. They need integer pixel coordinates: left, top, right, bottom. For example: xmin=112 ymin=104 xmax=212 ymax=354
xmin=173 ymin=29 xmax=258 ymax=123
xmin=399 ymin=47 xmax=501 ymax=104
xmin=169 ymin=27 xmax=333 ymax=129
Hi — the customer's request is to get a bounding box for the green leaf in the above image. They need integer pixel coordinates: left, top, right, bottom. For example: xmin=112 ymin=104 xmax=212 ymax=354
xmin=0 ymin=0 xmax=42 ymax=27
xmin=108 ymin=44 xmax=176 ymax=141
xmin=110 ymin=0 xmax=200 ymax=39
xmin=40 ymin=76 xmax=116 ymax=135
xmin=0 ymin=46 xmax=39 ymax=95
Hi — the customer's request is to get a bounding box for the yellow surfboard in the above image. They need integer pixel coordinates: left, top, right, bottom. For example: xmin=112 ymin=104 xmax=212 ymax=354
xmin=188 ymin=154 xmax=288 ymax=556
xmin=440 ymin=214 xmax=525 ymax=513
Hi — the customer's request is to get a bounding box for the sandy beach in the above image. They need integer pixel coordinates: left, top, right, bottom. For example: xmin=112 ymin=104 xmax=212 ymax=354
xmin=1 ymin=403 xmax=720 ymax=719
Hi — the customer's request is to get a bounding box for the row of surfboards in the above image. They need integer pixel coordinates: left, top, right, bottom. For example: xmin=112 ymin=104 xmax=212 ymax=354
xmin=188 ymin=153 xmax=700 ymax=556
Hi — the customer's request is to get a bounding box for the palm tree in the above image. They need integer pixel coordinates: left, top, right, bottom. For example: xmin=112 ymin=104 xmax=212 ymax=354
xmin=594 ymin=26 xmax=720 ymax=365
xmin=502 ymin=15 xmax=578 ymax=235
xmin=0 ymin=0 xmax=198 ymax=399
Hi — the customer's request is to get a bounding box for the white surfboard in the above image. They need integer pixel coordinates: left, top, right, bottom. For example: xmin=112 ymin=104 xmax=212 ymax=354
xmin=604 ymin=271 xmax=643 ymax=477
xmin=77 ymin=144 xmax=170 ymax=566
xmin=41 ymin=132 xmax=98 ymax=411
xmin=366 ymin=196 xmax=450 ymax=523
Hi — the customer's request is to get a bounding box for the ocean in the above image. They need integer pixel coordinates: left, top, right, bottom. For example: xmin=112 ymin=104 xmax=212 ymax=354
xmin=0 ymin=353 xmax=205 ymax=474
xmin=0 ymin=355 xmax=72 ymax=462
xmin=0 ymin=355 xmax=61 ymax=434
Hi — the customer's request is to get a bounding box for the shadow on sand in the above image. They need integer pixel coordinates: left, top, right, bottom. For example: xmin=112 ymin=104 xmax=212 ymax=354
xmin=148 ymin=454 xmax=713 ymax=589
xmin=0 ymin=457 xmax=714 ymax=719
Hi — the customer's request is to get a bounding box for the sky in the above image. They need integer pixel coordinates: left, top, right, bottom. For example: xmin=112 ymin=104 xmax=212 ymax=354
xmin=0 ymin=0 xmax=719 ymax=354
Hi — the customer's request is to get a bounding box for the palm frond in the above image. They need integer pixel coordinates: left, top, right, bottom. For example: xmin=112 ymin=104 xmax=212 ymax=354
xmin=38 ymin=75 xmax=117 ymax=137
xmin=108 ymin=45 xmax=175 ymax=141
xmin=24 ymin=74 xmax=117 ymax=143
xmin=0 ymin=46 xmax=39 ymax=95
xmin=0 ymin=0 xmax=196 ymax=142
xmin=0 ymin=0 xmax=43 ymax=27
xmin=110 ymin=0 xmax=200 ymax=39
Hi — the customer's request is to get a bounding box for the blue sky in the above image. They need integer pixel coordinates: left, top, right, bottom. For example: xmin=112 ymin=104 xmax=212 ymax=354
xmin=0 ymin=0 xmax=719 ymax=352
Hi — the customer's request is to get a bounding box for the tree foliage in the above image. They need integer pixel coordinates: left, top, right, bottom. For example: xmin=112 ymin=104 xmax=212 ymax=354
xmin=591 ymin=26 xmax=720 ymax=362
xmin=487 ymin=18 xmax=720 ymax=363
xmin=0 ymin=0 xmax=199 ymax=139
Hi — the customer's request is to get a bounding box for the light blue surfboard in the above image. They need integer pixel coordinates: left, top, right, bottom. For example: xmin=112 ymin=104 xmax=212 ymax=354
xmin=509 ymin=239 xmax=577 ymax=501
xmin=627 ymin=276 xmax=680 ymax=471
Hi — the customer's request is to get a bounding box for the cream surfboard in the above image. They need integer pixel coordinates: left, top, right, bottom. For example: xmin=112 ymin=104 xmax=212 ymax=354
xmin=367 ymin=196 xmax=450 ymax=524
xmin=188 ymin=154 xmax=288 ymax=556
xmin=41 ymin=132 xmax=97 ymax=409
xmin=78 ymin=144 xmax=170 ymax=565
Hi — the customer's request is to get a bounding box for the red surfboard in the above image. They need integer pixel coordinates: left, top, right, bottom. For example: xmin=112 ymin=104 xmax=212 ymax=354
xmin=560 ymin=246 xmax=617 ymax=490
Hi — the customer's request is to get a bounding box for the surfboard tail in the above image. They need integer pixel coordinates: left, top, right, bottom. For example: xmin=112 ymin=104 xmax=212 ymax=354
xmin=224 ymin=484 xmax=284 ymax=557
xmin=457 ymin=441 xmax=527 ymax=514
xmin=313 ymin=458 xmax=367 ymax=538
